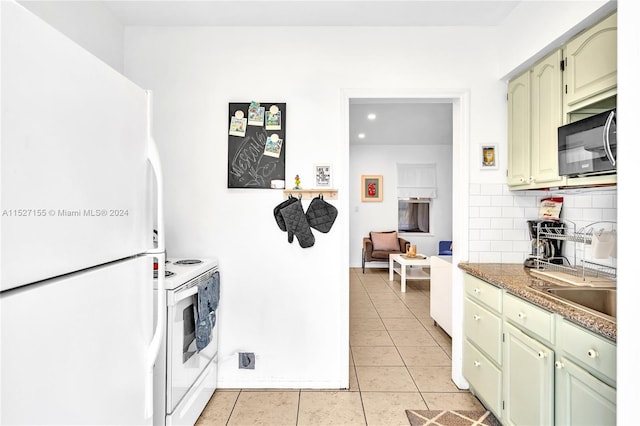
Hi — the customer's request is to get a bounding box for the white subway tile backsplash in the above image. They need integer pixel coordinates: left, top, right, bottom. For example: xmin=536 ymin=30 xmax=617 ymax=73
xmin=479 ymin=251 xmax=502 ymax=262
xmin=491 ymin=195 xmax=515 ymax=206
xmin=603 ymin=209 xmax=617 ymax=221
xmin=479 ymin=229 xmax=494 ymax=240
xmin=573 ymin=195 xmax=593 ymax=208
xmin=469 ymin=183 xmax=481 ymax=195
xmin=593 ymin=194 xmax=615 ymax=208
xmin=469 ymin=195 xmax=492 ymax=207
xmin=503 ymin=229 xmax=525 ymax=241
xmin=469 ymin=217 xmax=491 ymax=229
xmin=491 ymin=240 xmax=513 ymax=252
xmin=468 ymin=183 xmax=618 ymax=264
xmin=501 ymin=206 xmax=526 ymax=217
xmin=503 ymin=252 xmax=526 ymax=263
xmin=479 ymin=206 xmax=503 ymax=218
xmin=480 ymin=184 xmax=504 ymax=195
xmin=491 ymin=218 xmax=514 ymax=229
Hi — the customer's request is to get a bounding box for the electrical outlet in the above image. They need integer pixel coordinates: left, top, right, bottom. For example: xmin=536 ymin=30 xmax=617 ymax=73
xmin=239 ymin=352 xmax=255 ymax=369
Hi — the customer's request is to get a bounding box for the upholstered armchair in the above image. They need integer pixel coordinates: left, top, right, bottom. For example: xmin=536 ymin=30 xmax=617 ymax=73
xmin=362 ymin=231 xmax=410 ymax=273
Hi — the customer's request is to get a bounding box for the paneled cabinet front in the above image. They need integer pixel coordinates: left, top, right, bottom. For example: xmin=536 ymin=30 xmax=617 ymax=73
xmin=563 ymin=12 xmax=617 ymax=114
xmin=462 ymin=273 xmax=617 ymax=424
xmin=463 ymin=274 xmax=504 ymax=420
xmin=503 ymin=323 xmax=554 ymax=426
xmin=555 ymin=357 xmax=616 ymax=425
xmin=507 ymin=50 xmax=564 ymax=190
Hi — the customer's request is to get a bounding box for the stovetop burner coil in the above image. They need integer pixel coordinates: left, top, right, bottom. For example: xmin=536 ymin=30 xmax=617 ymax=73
xmin=174 ymin=259 xmax=202 ymax=265
xmin=154 ymin=270 xmax=176 ymax=279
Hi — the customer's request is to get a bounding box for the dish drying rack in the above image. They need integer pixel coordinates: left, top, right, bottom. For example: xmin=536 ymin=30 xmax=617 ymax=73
xmin=534 ymin=219 xmax=617 ymax=281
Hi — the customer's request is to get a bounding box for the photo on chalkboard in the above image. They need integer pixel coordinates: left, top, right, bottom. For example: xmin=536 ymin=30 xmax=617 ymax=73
xmin=229 ymin=116 xmax=247 ymax=137
xmin=266 ymin=110 xmax=281 ymax=130
xmin=264 ymin=134 xmax=283 ymax=158
xmin=248 ymin=101 xmax=265 ymax=126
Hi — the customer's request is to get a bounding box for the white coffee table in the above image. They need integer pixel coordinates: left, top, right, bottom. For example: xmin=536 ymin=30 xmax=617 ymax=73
xmin=389 ymin=253 xmax=431 ymax=292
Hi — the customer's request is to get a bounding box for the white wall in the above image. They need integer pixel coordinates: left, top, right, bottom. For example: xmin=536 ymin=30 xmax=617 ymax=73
xmin=18 ymin=0 xmax=124 ymax=72
xmin=123 ymin=25 xmax=502 ymax=388
xmin=350 ymin=144 xmax=453 ymax=265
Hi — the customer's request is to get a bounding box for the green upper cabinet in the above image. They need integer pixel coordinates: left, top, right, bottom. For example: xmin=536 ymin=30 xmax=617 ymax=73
xmin=507 ymin=71 xmax=531 ymax=187
xmin=563 ymin=12 xmax=617 ymax=115
xmin=531 ymin=50 xmax=564 ymax=187
xmin=507 ymin=11 xmax=617 ymax=191
xmin=508 ymin=50 xmax=564 ymax=190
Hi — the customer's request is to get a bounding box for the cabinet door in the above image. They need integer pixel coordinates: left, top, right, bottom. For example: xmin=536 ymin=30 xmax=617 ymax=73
xmin=531 ymin=50 xmax=565 ymax=187
xmin=503 ymin=323 xmax=554 ymax=426
xmin=564 ymin=12 xmax=617 ymax=112
xmin=507 ymin=71 xmax=531 ymax=187
xmin=555 ymin=357 xmax=616 ymax=426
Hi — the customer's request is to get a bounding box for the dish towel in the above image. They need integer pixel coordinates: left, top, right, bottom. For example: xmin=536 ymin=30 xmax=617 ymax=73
xmin=195 ymin=271 xmax=220 ymax=352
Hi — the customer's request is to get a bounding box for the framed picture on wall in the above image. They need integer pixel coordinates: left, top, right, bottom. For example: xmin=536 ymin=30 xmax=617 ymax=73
xmin=314 ymin=164 xmax=332 ymax=188
xmin=480 ymin=144 xmax=497 ymax=169
xmin=361 ymin=175 xmax=383 ymax=202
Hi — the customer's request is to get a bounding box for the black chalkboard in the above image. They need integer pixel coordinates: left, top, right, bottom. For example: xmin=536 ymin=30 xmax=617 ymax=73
xmin=228 ymin=102 xmax=286 ymax=188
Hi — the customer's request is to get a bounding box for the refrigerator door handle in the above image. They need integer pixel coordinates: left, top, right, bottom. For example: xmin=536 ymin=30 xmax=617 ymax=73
xmin=144 ymin=90 xmax=166 ymax=420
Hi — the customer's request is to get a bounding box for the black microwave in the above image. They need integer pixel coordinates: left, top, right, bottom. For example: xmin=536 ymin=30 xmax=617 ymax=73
xmin=558 ymin=108 xmax=616 ymax=177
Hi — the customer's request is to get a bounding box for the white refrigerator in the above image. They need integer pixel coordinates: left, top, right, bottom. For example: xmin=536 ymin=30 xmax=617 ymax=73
xmin=1 ymin=2 xmax=166 ymax=424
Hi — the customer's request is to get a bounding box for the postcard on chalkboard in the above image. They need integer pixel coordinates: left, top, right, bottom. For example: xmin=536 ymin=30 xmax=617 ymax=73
xmin=229 ymin=116 xmax=247 ymax=137
xmin=265 ymin=110 xmax=281 ymax=130
xmin=248 ymin=101 xmax=265 ymax=126
xmin=264 ymin=134 xmax=283 ymax=158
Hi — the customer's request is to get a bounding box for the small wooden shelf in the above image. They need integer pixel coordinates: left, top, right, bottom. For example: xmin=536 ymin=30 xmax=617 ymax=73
xmin=282 ymin=188 xmax=338 ymax=200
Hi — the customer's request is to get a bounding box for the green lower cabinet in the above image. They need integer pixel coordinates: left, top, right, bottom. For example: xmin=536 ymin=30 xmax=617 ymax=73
xmin=503 ymin=323 xmax=555 ymax=426
xmin=555 ymin=357 xmax=616 ymax=426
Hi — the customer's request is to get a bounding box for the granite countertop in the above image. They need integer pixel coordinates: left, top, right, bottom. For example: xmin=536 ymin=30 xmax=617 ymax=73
xmin=458 ymin=262 xmax=616 ymax=342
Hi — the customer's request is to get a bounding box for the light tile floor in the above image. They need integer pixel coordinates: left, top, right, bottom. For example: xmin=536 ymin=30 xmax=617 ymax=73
xmin=196 ymin=267 xmax=484 ymax=425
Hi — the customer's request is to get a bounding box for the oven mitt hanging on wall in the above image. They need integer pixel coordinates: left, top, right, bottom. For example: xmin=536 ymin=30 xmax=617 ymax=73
xmin=306 ymin=195 xmax=338 ymax=233
xmin=274 ymin=195 xmax=298 ymax=242
xmin=280 ymin=199 xmax=315 ymax=248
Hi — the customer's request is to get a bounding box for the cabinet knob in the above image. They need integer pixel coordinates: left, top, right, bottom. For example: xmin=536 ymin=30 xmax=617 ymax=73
xmin=587 ymin=349 xmax=599 ymax=358
xmin=537 ymin=351 xmax=547 ymax=359
xmin=473 ymin=314 xmax=480 ymax=321
xmin=517 ymin=312 xmax=526 ymax=319
xmin=473 ymin=288 xmax=481 ymax=294
xmin=555 ymin=361 xmax=564 ymax=369
xmin=473 ymin=361 xmax=481 ymax=367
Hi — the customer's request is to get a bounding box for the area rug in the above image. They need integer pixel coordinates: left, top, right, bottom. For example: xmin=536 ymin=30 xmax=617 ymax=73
xmin=405 ymin=409 xmax=500 ymax=426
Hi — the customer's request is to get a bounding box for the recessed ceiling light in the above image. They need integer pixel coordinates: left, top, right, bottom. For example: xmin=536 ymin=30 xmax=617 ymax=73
xmin=367 ymin=113 xmax=376 ymax=120
xmin=358 ymin=133 xmax=366 ymax=139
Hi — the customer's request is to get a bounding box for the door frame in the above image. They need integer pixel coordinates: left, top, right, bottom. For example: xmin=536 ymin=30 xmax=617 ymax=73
xmin=340 ymin=88 xmax=470 ymax=388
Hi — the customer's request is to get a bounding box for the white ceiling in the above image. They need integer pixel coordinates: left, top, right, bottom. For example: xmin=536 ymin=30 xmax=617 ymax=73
xmin=102 ymin=1 xmax=522 ymax=27
xmin=349 ymin=99 xmax=453 ymax=146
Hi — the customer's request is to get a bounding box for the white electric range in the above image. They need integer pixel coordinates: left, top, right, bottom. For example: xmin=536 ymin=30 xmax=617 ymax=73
xmin=153 ymin=257 xmax=219 ymax=426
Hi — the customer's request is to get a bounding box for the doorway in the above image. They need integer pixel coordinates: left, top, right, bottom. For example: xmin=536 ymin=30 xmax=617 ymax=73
xmin=340 ymin=89 xmax=470 ymax=389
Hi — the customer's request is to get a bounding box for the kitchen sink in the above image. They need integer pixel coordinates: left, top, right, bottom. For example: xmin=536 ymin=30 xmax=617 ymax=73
xmin=540 ymin=286 xmax=616 ymax=320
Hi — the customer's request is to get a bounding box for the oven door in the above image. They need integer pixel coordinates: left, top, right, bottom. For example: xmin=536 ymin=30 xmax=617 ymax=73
xmin=166 ymin=275 xmax=218 ymax=414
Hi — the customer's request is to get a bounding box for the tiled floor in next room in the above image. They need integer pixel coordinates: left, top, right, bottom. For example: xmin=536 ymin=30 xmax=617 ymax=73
xmin=196 ymin=267 xmax=484 ymax=425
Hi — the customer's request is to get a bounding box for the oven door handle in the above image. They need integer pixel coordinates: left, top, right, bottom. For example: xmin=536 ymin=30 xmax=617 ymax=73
xmin=169 ymin=285 xmax=200 ymax=306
